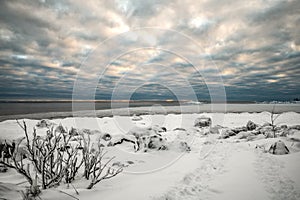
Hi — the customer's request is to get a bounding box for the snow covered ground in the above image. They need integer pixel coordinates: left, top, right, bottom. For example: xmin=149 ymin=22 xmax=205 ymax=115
xmin=0 ymin=109 xmax=300 ymax=200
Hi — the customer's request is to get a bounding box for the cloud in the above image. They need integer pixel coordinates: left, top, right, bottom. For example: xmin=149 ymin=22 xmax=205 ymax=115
xmin=0 ymin=0 xmax=299 ymax=101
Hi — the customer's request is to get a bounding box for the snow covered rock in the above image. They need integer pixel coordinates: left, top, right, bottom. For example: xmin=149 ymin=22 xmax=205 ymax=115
xmin=147 ymin=135 xmax=167 ymax=150
xmin=247 ymin=134 xmax=266 ymax=141
xmin=287 ymin=130 xmax=300 ymax=141
xmin=109 ymin=134 xmax=137 ymax=148
xmin=55 ymin=123 xmax=67 ymax=134
xmin=194 ymin=116 xmax=212 ymax=128
xmin=167 ymin=141 xmax=191 ymax=152
xmin=173 ymin=128 xmax=186 ymax=131
xmin=209 ymin=125 xmax=224 ymax=134
xmin=128 ymin=126 xmax=165 ymax=138
xmin=151 ymin=125 xmax=167 ymax=133
xmin=111 ymin=126 xmax=167 ymax=151
xmin=131 ymin=114 xmax=143 ymax=121
xmin=246 ymin=120 xmax=257 ymax=131
xmin=101 ymin=133 xmax=112 ymax=141
xmin=69 ymin=127 xmax=79 ymax=136
xmin=36 ymin=119 xmax=55 ymax=128
xmin=232 ymin=126 xmax=247 ymax=134
xmin=219 ymin=128 xmax=235 ymax=139
xmin=258 ymin=125 xmax=273 ymax=136
xmin=289 ymin=125 xmax=300 ymax=130
xmin=268 ymin=140 xmax=289 ymax=155
xmin=236 ymin=131 xmax=254 ymax=139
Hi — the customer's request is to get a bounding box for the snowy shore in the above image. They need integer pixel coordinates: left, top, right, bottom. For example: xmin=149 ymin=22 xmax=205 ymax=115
xmin=0 ymin=107 xmax=300 ymax=200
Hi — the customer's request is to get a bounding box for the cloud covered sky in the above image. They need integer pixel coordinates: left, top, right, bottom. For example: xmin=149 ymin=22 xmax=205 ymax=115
xmin=0 ymin=0 xmax=299 ymax=101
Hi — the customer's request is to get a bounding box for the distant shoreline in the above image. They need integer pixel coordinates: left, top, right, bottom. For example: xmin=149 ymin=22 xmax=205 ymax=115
xmin=0 ymin=104 xmax=299 ymax=122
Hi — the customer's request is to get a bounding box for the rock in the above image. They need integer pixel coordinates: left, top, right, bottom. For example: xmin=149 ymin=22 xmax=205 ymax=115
xmin=69 ymin=127 xmax=79 ymax=136
xmin=262 ymin=122 xmax=272 ymax=127
xmin=55 ymin=124 xmax=67 ymax=134
xmin=194 ymin=116 xmax=212 ymax=128
xmin=126 ymin=160 xmax=134 ymax=165
xmin=152 ymin=125 xmax=167 ymax=133
xmin=289 ymin=125 xmax=300 ymax=130
xmin=266 ymin=132 xmax=276 ymax=138
xmin=0 ymin=165 xmax=8 ymax=173
xmin=209 ymin=125 xmax=224 ymax=134
xmin=173 ymin=128 xmax=186 ymax=131
xmin=131 ymin=114 xmax=143 ymax=121
xmin=101 ymin=133 xmax=112 ymax=141
xmin=246 ymin=120 xmax=257 ymax=131
xmin=179 ymin=142 xmax=191 ymax=152
xmin=219 ymin=128 xmax=235 ymax=139
xmin=36 ymin=119 xmax=54 ymax=128
xmin=268 ymin=140 xmax=289 ymax=155
xmin=232 ymin=126 xmax=247 ymax=134
xmin=236 ymin=131 xmax=254 ymax=139
xmin=80 ymin=128 xmax=97 ymax=135
xmin=255 ymin=144 xmax=267 ymax=152
xmin=287 ymin=130 xmax=300 ymax=141
xmin=259 ymin=125 xmax=273 ymax=136
xmin=280 ymin=125 xmax=288 ymax=129
xmin=278 ymin=129 xmax=289 ymax=137
xmin=112 ymin=161 xmax=128 ymax=168
xmin=247 ymin=134 xmax=266 ymax=141
xmin=147 ymin=135 xmax=167 ymax=150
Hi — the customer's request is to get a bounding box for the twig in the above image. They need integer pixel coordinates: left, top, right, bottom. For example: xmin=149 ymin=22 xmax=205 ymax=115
xmin=58 ymin=190 xmax=79 ymax=200
xmin=70 ymin=183 xmax=79 ymax=195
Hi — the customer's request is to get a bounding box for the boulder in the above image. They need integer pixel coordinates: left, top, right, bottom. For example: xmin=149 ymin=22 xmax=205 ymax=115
xmin=179 ymin=141 xmax=191 ymax=152
xmin=262 ymin=122 xmax=272 ymax=127
xmin=219 ymin=128 xmax=235 ymax=139
xmin=209 ymin=125 xmax=224 ymax=134
xmin=232 ymin=126 xmax=247 ymax=134
xmin=152 ymin=125 xmax=167 ymax=133
xmin=289 ymin=125 xmax=300 ymax=130
xmin=247 ymin=134 xmax=266 ymax=141
xmin=236 ymin=131 xmax=254 ymax=139
xmin=101 ymin=133 xmax=112 ymax=141
xmin=268 ymin=140 xmax=289 ymax=155
xmin=246 ymin=120 xmax=257 ymax=131
xmin=55 ymin=124 xmax=67 ymax=134
xmin=36 ymin=119 xmax=54 ymax=128
xmin=259 ymin=125 xmax=273 ymax=136
xmin=147 ymin=135 xmax=167 ymax=150
xmin=280 ymin=125 xmax=288 ymax=129
xmin=173 ymin=128 xmax=186 ymax=131
xmin=194 ymin=116 xmax=212 ymax=128
xmin=287 ymin=130 xmax=300 ymax=141
xmin=131 ymin=114 xmax=143 ymax=121
xmin=69 ymin=127 xmax=79 ymax=136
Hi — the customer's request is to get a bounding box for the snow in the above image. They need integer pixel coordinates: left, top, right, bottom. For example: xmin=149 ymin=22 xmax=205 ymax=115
xmin=0 ymin=109 xmax=300 ymax=200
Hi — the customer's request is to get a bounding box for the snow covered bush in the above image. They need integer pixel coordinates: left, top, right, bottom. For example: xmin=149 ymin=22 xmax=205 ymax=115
xmin=81 ymin=134 xmax=123 ymax=189
xmin=0 ymin=120 xmax=123 ymax=192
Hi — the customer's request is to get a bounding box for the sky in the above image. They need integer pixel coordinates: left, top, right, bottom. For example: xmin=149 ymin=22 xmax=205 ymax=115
xmin=0 ymin=0 xmax=299 ymax=101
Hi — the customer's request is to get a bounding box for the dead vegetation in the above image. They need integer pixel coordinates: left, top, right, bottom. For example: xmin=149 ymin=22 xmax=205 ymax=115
xmin=0 ymin=120 xmax=123 ymax=197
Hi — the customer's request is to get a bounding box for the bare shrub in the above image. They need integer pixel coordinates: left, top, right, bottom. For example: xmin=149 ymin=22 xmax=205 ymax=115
xmin=0 ymin=137 xmax=34 ymax=185
xmin=1 ymin=120 xmax=122 ymax=191
xmin=81 ymin=134 xmax=123 ymax=189
xmin=270 ymin=105 xmax=282 ymax=138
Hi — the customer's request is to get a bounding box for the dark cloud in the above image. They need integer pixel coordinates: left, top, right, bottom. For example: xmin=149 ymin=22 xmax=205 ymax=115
xmin=0 ymin=0 xmax=299 ymax=101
